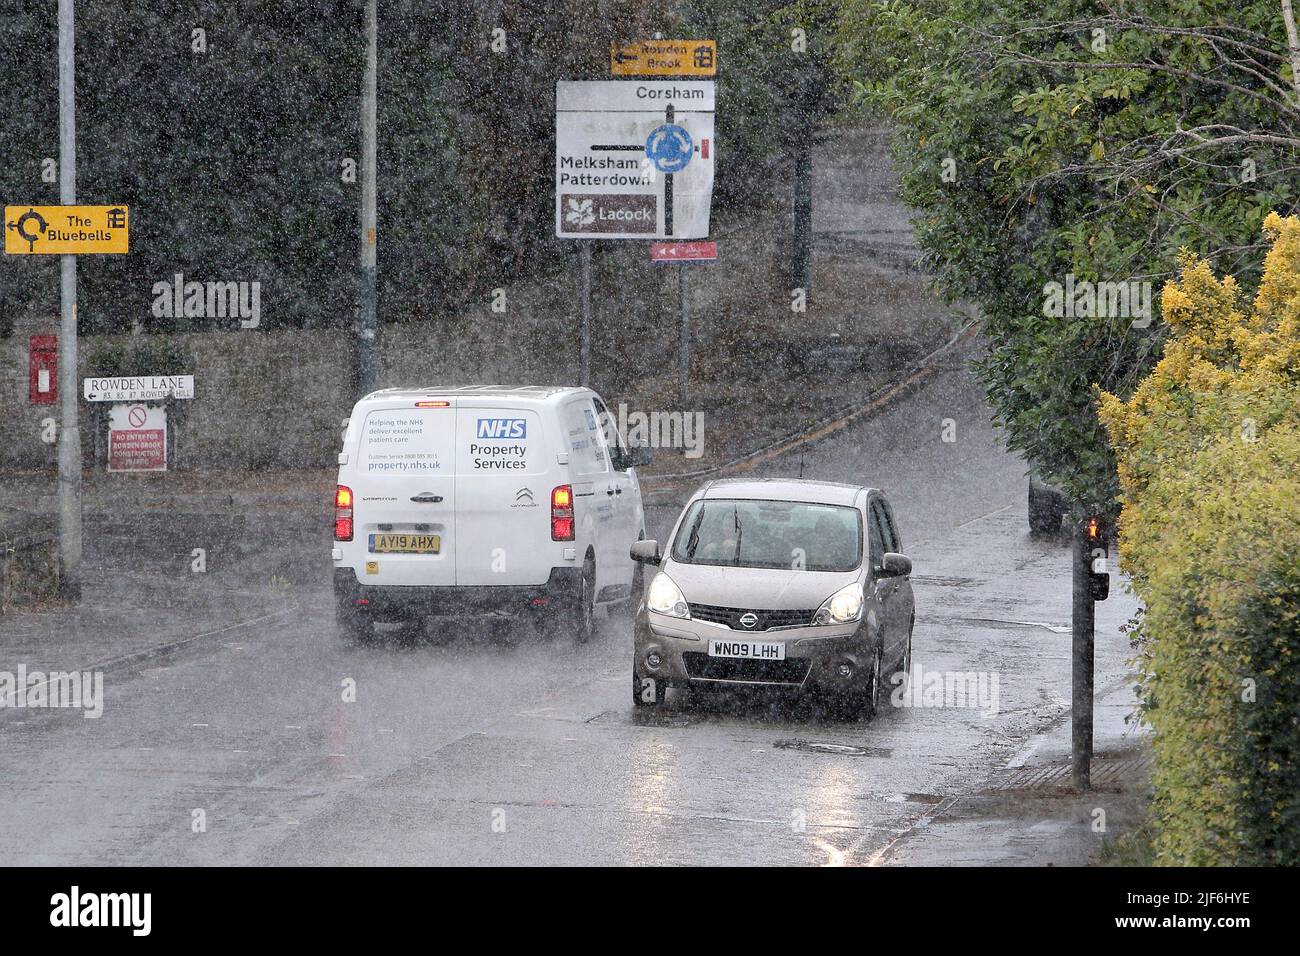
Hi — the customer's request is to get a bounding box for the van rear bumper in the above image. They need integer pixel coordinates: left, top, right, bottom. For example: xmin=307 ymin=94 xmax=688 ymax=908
xmin=333 ymin=567 xmax=582 ymax=620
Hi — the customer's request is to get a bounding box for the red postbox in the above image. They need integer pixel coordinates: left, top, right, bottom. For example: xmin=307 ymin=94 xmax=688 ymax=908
xmin=29 ymin=335 xmax=57 ymax=405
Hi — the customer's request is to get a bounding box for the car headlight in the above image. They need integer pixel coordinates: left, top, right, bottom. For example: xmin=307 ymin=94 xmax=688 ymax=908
xmin=815 ymin=583 xmax=863 ymax=625
xmin=646 ymin=572 xmax=690 ymax=619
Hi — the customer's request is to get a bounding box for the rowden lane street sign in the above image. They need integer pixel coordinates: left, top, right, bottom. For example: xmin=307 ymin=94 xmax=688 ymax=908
xmin=555 ymin=81 xmax=715 ymax=240
xmin=4 ymin=205 xmax=129 ymax=254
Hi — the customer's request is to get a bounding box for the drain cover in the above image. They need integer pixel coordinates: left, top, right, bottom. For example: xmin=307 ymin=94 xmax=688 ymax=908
xmin=984 ymin=749 xmax=1152 ymax=792
xmin=774 ymin=739 xmax=890 ymax=757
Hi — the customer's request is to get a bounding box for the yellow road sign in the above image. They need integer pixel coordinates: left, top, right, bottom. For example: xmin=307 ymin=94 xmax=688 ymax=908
xmin=5 ymin=204 xmax=129 ymax=255
xmin=610 ymin=40 xmax=716 ymax=77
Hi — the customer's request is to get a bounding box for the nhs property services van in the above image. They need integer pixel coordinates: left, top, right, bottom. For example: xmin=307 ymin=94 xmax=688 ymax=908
xmin=332 ymin=386 xmax=649 ymax=643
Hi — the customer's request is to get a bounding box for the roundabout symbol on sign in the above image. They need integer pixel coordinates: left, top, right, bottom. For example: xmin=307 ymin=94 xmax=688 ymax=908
xmin=645 ymin=123 xmax=693 ymax=174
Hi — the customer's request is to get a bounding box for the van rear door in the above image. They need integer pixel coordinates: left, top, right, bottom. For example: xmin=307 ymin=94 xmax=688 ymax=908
xmin=454 ymin=404 xmax=553 ymax=586
xmin=353 ymin=403 xmax=457 ymax=586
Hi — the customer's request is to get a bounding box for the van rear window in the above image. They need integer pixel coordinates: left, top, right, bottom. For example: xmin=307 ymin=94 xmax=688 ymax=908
xmin=360 ymin=409 xmax=454 ymax=475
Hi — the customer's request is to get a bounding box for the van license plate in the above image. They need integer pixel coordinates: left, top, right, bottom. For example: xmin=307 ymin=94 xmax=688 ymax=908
xmin=708 ymin=639 xmax=785 ymax=661
xmin=369 ymin=533 xmax=441 ymax=554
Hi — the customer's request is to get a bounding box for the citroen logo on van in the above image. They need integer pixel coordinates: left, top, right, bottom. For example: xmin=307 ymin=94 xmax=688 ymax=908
xmin=739 ymin=612 xmax=759 ymax=629
xmin=512 ymin=487 xmax=538 ymax=509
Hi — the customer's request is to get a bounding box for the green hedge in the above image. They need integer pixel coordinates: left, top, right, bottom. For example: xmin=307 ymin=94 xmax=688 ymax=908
xmin=1099 ymin=213 xmax=1300 ymax=864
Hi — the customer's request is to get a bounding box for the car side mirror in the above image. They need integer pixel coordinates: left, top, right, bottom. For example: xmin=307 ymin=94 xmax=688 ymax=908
xmin=879 ymin=552 xmax=912 ymax=578
xmin=629 ymin=539 xmax=662 ymax=565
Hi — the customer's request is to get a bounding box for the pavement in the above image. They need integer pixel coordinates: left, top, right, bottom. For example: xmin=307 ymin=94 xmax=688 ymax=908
xmin=0 ymin=328 xmax=1151 ymax=866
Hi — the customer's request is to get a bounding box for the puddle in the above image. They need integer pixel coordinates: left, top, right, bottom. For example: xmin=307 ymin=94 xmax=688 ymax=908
xmin=774 ymin=739 xmax=891 ymax=757
xmin=886 ymin=792 xmax=945 ymax=805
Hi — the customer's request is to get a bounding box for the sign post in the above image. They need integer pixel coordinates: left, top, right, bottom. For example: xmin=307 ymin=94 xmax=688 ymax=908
xmin=579 ymin=242 xmax=592 ymax=387
xmin=4 ymin=4 xmax=132 ymax=599
xmin=651 ymin=242 xmax=717 ymax=403
xmin=556 ymin=77 xmax=716 ymax=390
xmin=57 ymin=0 xmax=81 ymax=601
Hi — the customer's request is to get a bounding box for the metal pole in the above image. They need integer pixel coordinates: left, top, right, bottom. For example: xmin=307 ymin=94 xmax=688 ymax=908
xmin=357 ymin=0 xmax=378 ymax=396
xmin=56 ymin=0 xmax=82 ymax=601
xmin=678 ymin=262 xmax=689 ymax=403
xmin=791 ymin=132 xmax=813 ymax=296
xmin=1071 ymin=520 xmax=1095 ymax=789
xmin=579 ymin=241 xmax=592 ymax=386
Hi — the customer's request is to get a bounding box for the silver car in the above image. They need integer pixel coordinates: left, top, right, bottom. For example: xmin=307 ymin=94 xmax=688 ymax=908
xmin=630 ymin=478 xmax=915 ymax=717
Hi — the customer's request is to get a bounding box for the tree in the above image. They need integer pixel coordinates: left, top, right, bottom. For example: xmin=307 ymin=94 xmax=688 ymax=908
xmin=832 ymin=0 xmax=1300 ymax=513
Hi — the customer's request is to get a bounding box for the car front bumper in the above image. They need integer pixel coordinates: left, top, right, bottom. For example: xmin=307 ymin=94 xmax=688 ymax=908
xmin=632 ymin=609 xmax=875 ymax=694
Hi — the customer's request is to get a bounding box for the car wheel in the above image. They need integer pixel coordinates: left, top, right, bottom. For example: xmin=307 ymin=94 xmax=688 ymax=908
xmin=863 ymin=645 xmax=883 ymax=719
xmin=632 ymin=670 xmax=665 ymax=708
xmin=1028 ymin=482 xmax=1064 ymax=535
xmin=890 ymin=617 xmax=914 ymax=685
xmin=569 ymin=560 xmax=596 ymax=644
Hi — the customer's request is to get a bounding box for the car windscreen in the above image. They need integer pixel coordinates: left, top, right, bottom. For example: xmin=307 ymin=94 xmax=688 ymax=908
xmin=670 ymin=498 xmax=863 ymax=572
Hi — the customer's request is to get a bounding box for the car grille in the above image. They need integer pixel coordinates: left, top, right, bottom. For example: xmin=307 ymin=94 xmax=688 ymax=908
xmin=682 ymin=652 xmax=811 ymax=686
xmin=687 ymin=604 xmax=815 ymax=630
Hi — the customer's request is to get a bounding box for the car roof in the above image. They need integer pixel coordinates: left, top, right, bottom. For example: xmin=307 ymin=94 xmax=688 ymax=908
xmin=698 ymin=478 xmax=873 ymax=507
xmin=359 ymin=385 xmax=588 ymax=403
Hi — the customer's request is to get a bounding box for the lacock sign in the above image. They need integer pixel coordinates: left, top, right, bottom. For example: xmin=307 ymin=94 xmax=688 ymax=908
xmin=555 ymin=80 xmax=715 ymax=240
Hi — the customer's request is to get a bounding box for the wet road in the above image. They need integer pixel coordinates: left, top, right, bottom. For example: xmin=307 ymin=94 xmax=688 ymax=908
xmin=0 ymin=333 xmax=1137 ymax=865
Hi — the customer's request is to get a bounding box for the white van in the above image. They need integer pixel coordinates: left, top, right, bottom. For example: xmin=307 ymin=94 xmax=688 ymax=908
xmin=332 ymin=386 xmax=651 ymax=643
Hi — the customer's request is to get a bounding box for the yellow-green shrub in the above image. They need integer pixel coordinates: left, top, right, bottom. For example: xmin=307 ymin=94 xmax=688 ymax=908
xmin=1098 ymin=212 xmax=1300 ymax=865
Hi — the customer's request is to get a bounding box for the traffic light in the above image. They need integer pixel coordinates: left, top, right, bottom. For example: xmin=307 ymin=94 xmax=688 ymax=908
xmin=1085 ymin=516 xmax=1110 ymax=601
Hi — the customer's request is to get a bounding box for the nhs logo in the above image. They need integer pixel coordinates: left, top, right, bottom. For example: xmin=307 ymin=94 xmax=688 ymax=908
xmin=476 ymin=417 xmax=527 ymax=439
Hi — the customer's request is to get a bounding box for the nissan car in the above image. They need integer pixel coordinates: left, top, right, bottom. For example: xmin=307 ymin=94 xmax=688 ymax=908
xmin=630 ymin=478 xmax=915 ymax=718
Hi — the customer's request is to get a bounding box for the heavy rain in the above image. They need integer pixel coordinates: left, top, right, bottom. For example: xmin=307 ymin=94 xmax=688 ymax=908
xmin=0 ymin=0 xmax=1294 ymax=922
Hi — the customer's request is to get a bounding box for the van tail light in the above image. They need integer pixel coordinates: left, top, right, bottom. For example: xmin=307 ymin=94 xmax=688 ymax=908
xmin=335 ymin=484 xmax=354 ymax=541
xmin=551 ymin=484 xmax=574 ymax=541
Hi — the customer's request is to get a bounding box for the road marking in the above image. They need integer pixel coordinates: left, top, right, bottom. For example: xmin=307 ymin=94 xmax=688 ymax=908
xmin=954 ymin=503 xmax=1013 ymax=528
xmin=814 ymin=837 xmax=846 ymax=867
xmin=862 ymin=795 xmax=962 ymax=866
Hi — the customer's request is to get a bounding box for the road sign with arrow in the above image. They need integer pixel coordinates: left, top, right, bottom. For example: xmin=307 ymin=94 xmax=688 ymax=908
xmin=610 ymin=40 xmax=716 ymax=77
xmin=5 ymin=204 xmax=129 ymax=254
xmin=555 ymin=80 xmax=715 ymax=239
